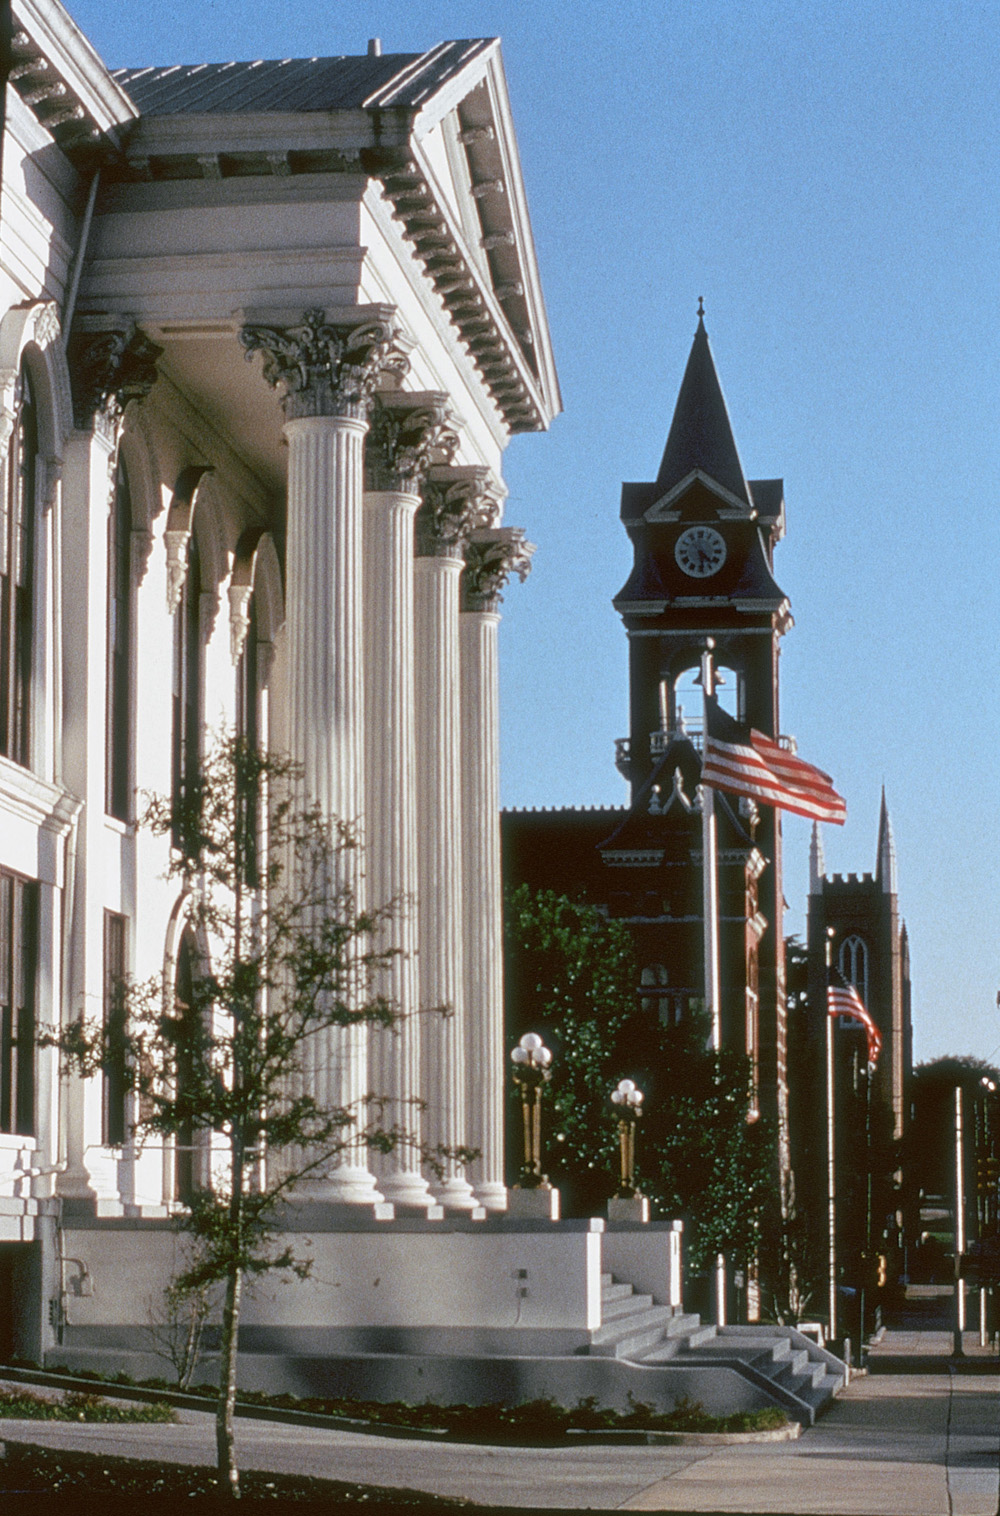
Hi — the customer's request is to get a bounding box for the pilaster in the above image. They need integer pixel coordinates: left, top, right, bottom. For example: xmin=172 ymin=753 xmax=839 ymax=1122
xmin=56 ymin=325 xmax=160 ymax=1206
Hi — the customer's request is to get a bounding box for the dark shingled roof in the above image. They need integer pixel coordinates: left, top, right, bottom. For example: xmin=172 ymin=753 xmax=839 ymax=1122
xmin=112 ymin=41 xmax=495 ymax=116
xmin=656 ymin=316 xmax=751 ymax=507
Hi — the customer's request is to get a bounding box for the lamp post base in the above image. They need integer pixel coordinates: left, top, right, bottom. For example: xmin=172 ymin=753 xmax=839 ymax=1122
xmin=607 ymin=1193 xmax=649 ymax=1224
xmin=507 ymin=1184 xmax=560 ymax=1221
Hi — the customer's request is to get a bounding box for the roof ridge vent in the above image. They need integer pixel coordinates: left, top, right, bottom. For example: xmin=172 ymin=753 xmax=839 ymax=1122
xmin=368 ymin=38 xmax=383 ymax=57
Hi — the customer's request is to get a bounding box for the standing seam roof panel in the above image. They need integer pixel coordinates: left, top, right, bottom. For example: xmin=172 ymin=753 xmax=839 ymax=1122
xmin=112 ymin=42 xmax=494 ymax=117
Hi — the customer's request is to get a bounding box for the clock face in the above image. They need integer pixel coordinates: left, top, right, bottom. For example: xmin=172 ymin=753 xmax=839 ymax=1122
xmin=674 ymin=526 xmax=727 ymax=578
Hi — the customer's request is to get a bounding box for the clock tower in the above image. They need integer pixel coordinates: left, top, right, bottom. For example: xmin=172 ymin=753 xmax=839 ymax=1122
xmin=612 ymin=308 xmax=793 ymax=1151
xmin=503 ymin=310 xmax=798 ymax=1204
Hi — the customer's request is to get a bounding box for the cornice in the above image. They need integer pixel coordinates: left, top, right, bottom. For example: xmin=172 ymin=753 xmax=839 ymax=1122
xmin=0 ymin=757 xmax=82 ymax=836
xmin=11 ymin=0 xmax=136 ymax=161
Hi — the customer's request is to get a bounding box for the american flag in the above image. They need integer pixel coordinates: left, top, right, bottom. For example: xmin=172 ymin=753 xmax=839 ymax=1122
xmin=827 ymin=981 xmax=882 ymax=1067
xmin=701 ymin=697 xmax=847 ymax=825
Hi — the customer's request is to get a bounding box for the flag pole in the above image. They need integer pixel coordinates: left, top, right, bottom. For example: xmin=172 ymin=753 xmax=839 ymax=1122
xmin=826 ymin=926 xmax=837 ymax=1346
xmin=699 ymin=639 xmax=725 ymax=1325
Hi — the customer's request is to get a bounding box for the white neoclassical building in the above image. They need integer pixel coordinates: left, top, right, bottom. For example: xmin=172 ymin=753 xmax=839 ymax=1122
xmin=0 ymin=0 xmax=576 ymax=1366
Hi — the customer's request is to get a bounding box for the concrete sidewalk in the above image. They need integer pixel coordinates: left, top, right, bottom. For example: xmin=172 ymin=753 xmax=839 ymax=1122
xmin=2 ymin=1366 xmax=999 ymax=1513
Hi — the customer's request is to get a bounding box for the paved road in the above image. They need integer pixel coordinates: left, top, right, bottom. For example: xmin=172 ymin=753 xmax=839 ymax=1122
xmin=2 ymin=1366 xmax=999 ymax=1513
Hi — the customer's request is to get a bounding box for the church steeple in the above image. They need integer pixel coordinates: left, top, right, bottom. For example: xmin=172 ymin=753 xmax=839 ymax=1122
xmin=655 ymin=307 xmax=752 ymax=508
xmin=876 ymin=787 xmax=898 ymax=895
xmin=809 ymin=821 xmax=826 ymax=895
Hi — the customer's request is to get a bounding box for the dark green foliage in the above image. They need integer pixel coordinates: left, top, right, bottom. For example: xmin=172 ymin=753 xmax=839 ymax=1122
xmin=505 ymin=886 xmax=775 ymax=1273
xmin=0 ymin=1386 xmax=175 ymax=1422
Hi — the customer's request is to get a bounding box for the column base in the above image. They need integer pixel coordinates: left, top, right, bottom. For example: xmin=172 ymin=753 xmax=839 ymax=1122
xmin=472 ymin=1181 xmax=508 ymax=1213
xmin=607 ymin=1194 xmax=650 ymax=1224
xmin=378 ymin=1170 xmax=434 ymax=1205
xmin=507 ymin=1185 xmax=560 ymax=1221
xmin=296 ymin=1165 xmax=388 ymax=1209
xmin=430 ymin=1177 xmax=486 ymax=1217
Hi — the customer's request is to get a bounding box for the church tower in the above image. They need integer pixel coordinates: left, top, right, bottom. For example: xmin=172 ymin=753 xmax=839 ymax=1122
xmin=803 ymin=793 xmax=913 ymax=1295
xmin=611 ymin=308 xmax=793 ymax=1147
xmin=806 ymin=791 xmax=912 ymax=1146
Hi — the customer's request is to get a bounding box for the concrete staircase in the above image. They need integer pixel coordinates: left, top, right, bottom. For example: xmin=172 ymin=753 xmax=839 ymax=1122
xmin=588 ymin=1273 xmax=846 ymax=1425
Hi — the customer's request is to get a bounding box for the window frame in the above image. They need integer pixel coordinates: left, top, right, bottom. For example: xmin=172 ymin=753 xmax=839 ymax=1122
xmin=0 ymin=365 xmax=38 ymax=769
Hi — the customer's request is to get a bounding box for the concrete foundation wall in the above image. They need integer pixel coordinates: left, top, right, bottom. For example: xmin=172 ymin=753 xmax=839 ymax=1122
xmin=58 ymin=1221 xmax=608 ymax=1336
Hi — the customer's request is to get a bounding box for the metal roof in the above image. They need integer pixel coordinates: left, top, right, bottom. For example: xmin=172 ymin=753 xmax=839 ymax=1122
xmin=112 ymin=42 xmax=496 ymax=116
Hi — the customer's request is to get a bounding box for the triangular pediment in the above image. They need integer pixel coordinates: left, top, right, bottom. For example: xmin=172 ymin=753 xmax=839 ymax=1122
xmin=644 ymin=468 xmax=754 ymax=523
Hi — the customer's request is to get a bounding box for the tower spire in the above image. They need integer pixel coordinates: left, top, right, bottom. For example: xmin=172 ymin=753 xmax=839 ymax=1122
xmin=809 ymin=821 xmax=826 ymax=894
xmin=655 ymin=313 xmax=751 ymax=506
xmin=876 ymin=786 xmax=898 ymax=895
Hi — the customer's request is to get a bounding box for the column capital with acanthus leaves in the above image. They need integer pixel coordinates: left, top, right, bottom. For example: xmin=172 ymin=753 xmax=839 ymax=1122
xmin=416 ymin=465 xmax=506 ymax=559
xmin=366 ymin=392 xmax=459 ymax=493
xmin=462 ymin=527 xmax=535 ymax=612
xmin=239 ymin=306 xmax=412 ymax=421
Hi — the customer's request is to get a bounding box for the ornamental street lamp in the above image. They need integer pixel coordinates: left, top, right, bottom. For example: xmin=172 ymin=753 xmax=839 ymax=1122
xmin=510 ymin=1033 xmax=552 ymax=1189
xmin=611 ymin=1078 xmax=644 ymax=1198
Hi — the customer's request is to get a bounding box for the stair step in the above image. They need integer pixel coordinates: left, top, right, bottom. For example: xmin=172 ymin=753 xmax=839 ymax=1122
xmin=589 ymin=1304 xmax=680 ymax=1356
xmin=601 ymin=1290 xmax=654 ymax=1321
xmin=601 ymin=1281 xmax=636 ymax=1304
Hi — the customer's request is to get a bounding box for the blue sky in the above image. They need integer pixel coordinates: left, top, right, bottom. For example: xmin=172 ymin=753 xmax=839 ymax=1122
xmin=68 ymin=0 xmax=1000 ymax=1065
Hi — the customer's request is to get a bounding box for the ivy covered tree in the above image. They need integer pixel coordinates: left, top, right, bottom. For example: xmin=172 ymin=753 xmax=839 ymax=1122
xmin=505 ymin=886 xmax=774 ymax=1277
xmin=46 ymin=737 xmax=435 ymax=1499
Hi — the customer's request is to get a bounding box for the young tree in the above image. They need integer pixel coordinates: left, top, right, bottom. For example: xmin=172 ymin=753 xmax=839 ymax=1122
xmin=47 ymin=737 xmax=429 ymax=1498
xmin=505 ymin=886 xmax=774 ymax=1277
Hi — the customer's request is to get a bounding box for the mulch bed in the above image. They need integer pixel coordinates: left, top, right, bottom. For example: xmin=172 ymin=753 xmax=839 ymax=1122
xmin=0 ymin=1441 xmax=470 ymax=1508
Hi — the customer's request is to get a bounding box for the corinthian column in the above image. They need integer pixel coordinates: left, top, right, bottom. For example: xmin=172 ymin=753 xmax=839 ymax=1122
xmin=363 ymin=394 xmax=457 ymax=1209
xmin=240 ymin=307 xmax=408 ymax=1205
xmin=460 ymin=529 xmax=534 ymax=1211
xmin=415 ymin=467 xmax=500 ymax=1210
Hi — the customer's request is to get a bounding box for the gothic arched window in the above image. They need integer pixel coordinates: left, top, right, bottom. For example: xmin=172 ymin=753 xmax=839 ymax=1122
xmin=839 ymin=935 xmax=869 ymax=1005
xmin=106 ymin=458 xmax=132 ymax=818
xmin=172 ymin=536 xmax=203 ymax=853
xmin=1 ymin=366 xmax=37 ymax=767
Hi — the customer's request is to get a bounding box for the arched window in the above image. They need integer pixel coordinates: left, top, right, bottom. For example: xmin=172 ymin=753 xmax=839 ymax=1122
xmin=1 ymin=366 xmax=37 ymax=767
xmin=839 ymin=935 xmax=869 ymax=1005
xmin=106 ymin=459 xmax=132 ymax=818
xmin=670 ymin=662 xmax=739 ymax=746
xmin=172 ymin=535 xmax=202 ymax=853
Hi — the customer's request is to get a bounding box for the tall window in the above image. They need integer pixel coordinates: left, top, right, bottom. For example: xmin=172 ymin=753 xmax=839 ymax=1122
xmin=105 ymin=460 xmax=132 ymax=819
xmin=103 ymin=912 xmax=128 ymax=1146
xmin=173 ymin=929 xmax=198 ymax=1203
xmin=839 ymin=935 xmax=869 ymax=1005
xmin=172 ymin=536 xmax=202 ymax=853
xmin=0 ymin=367 xmax=37 ymax=767
xmin=235 ymin=593 xmax=259 ymax=885
xmin=0 ymin=867 xmax=37 ymax=1135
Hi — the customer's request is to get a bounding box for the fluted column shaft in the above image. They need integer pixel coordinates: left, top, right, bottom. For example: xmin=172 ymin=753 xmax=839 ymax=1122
xmin=284 ymin=412 xmax=380 ymax=1203
xmin=459 ymin=608 xmax=506 ymax=1209
xmin=363 ymin=487 xmax=430 ymax=1205
xmin=415 ymin=554 xmax=477 ymax=1209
